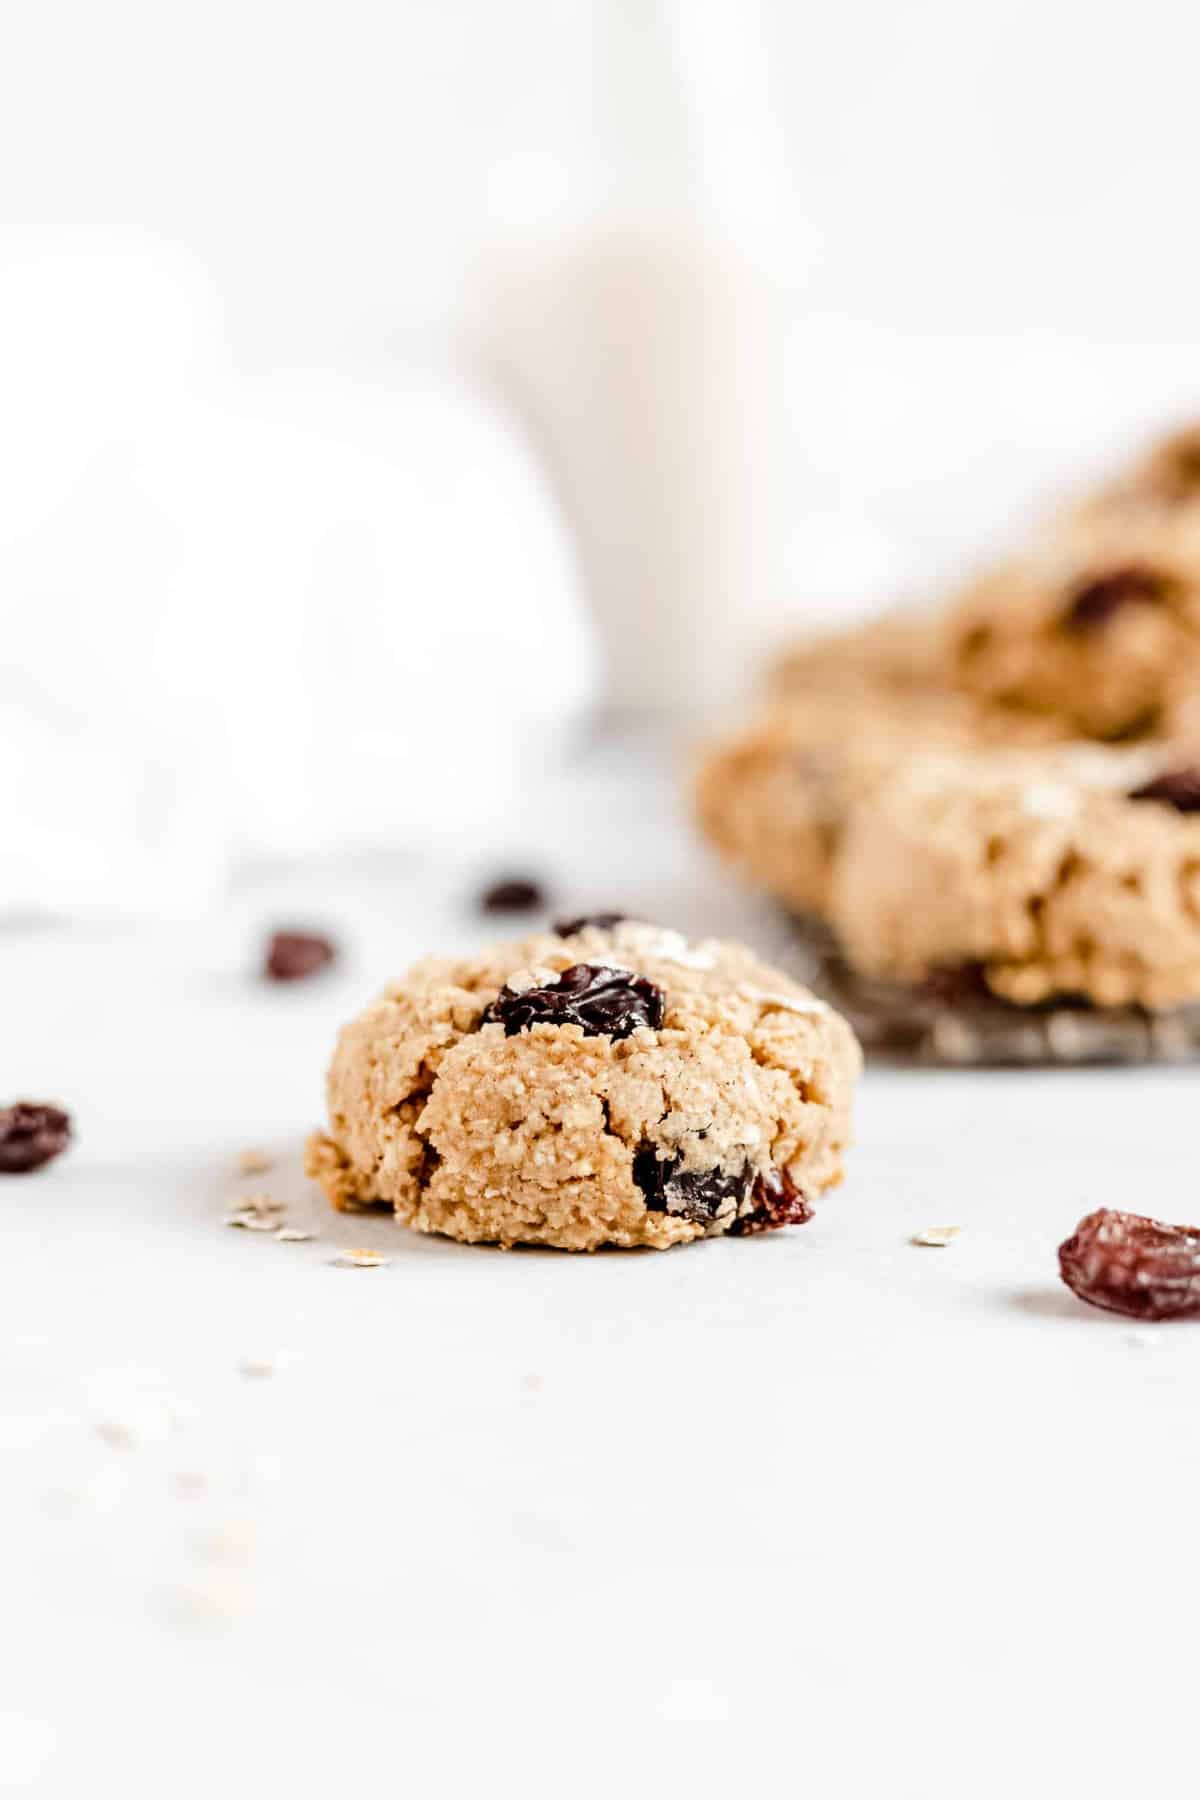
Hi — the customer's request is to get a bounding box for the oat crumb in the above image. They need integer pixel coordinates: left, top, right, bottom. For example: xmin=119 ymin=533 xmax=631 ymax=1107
xmin=332 ymin=1247 xmax=388 ymax=1268
xmin=910 ymin=1226 xmax=961 ymax=1248
xmin=236 ymin=1148 xmax=274 ymax=1176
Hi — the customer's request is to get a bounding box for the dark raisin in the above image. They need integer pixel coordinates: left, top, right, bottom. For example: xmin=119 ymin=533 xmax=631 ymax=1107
xmin=553 ymin=912 xmax=629 ymax=937
xmin=1061 ymin=566 xmax=1166 ymax=631
xmin=920 ymin=963 xmax=991 ymax=1007
xmin=264 ymin=930 xmax=337 ymax=982
xmin=634 ymin=1148 xmax=748 ymax=1226
xmin=729 ymin=1167 xmax=815 ymax=1236
xmin=481 ymin=963 xmax=664 ymax=1040
xmin=480 ymin=877 xmax=545 ymax=914
xmin=634 ymin=1151 xmax=813 ymax=1235
xmin=0 ymin=1102 xmax=72 ymax=1174
xmin=1058 ymin=1208 xmax=1200 ymax=1319
xmin=1128 ymin=766 xmax=1200 ymax=814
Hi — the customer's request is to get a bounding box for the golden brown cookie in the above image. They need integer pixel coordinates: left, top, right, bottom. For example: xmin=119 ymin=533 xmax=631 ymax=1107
xmin=769 ymin=607 xmax=950 ymax=701
xmin=1078 ymin=420 xmax=1200 ymax=521
xmin=832 ymin=746 xmax=1200 ymax=1011
xmin=696 ymin=687 xmax=1065 ymax=919
xmin=946 ymin=512 xmax=1200 ymax=742
xmin=306 ymin=919 xmax=861 ymax=1251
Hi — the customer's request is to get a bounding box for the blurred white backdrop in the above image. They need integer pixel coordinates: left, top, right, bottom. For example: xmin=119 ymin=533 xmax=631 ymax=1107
xmin=5 ymin=0 xmax=1200 ymax=908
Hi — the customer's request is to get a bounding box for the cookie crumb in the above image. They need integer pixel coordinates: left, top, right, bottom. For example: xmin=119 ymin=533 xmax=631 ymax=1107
xmin=910 ymin=1226 xmax=960 ymax=1247
xmin=172 ymin=1471 xmax=209 ymax=1498
xmin=274 ymin=1225 xmax=315 ymax=1243
xmin=332 ymin=1247 xmax=388 ymax=1268
xmin=192 ymin=1519 xmax=258 ymax=1563
xmin=237 ymin=1353 xmax=288 ymax=1378
xmin=169 ymin=1575 xmax=250 ymax=1625
xmin=225 ymin=1192 xmax=285 ymax=1231
xmin=94 ymin=1399 xmax=176 ymax=1449
xmin=235 ymin=1148 xmax=273 ymax=1176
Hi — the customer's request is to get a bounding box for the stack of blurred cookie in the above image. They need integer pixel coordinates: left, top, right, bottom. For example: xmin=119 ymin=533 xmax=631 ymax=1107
xmin=696 ymin=424 xmax=1200 ymax=1061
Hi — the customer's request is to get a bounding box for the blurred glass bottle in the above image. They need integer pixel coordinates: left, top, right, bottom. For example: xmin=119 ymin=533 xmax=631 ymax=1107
xmin=476 ymin=0 xmax=799 ymax=718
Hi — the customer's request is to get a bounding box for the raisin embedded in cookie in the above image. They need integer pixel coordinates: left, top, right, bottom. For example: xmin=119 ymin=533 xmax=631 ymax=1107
xmin=305 ymin=920 xmax=861 ymax=1251
xmin=946 ymin=513 xmax=1200 ymax=742
xmin=832 ymin=745 xmax=1200 ymax=1011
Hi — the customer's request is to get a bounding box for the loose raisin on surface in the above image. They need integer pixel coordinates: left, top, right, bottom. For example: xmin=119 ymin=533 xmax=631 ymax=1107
xmin=1127 ymin=766 xmax=1200 ymax=814
xmin=480 ymin=877 xmax=545 ymax=914
xmin=553 ymin=912 xmax=629 ymax=937
xmin=0 ymin=1102 xmax=72 ymax=1174
xmin=1061 ymin=566 xmax=1167 ymax=631
xmin=481 ymin=963 xmax=664 ymax=1040
xmin=1058 ymin=1207 xmax=1200 ymax=1319
xmin=634 ymin=1151 xmax=813 ymax=1235
xmin=264 ymin=930 xmax=337 ymax=982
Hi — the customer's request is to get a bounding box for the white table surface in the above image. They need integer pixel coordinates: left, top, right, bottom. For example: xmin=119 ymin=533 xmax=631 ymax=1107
xmin=2 ymin=737 xmax=1196 ymax=1797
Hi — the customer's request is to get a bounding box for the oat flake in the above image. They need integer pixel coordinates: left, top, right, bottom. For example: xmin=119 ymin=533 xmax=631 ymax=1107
xmin=332 ymin=1247 xmax=388 ymax=1269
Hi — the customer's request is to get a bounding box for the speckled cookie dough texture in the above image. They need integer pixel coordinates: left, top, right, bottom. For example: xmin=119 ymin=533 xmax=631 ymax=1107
xmin=305 ymin=920 xmax=862 ymax=1251
xmin=832 ymin=746 xmax=1200 ymax=1010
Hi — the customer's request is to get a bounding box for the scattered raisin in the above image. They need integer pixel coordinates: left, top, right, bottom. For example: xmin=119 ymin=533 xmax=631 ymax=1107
xmin=634 ymin=1150 xmax=813 ymax=1235
xmin=480 ymin=877 xmax=545 ymax=914
xmin=1058 ymin=1207 xmax=1200 ymax=1319
xmin=553 ymin=912 xmax=628 ymax=937
xmin=0 ymin=1102 xmax=72 ymax=1174
xmin=1061 ymin=566 xmax=1166 ymax=631
xmin=482 ymin=963 xmax=664 ymax=1040
xmin=264 ymin=930 xmax=337 ymax=982
xmin=1128 ymin=766 xmax=1200 ymax=814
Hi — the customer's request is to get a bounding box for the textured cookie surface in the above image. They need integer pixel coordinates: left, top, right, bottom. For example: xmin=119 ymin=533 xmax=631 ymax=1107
xmin=946 ymin=513 xmax=1200 ymax=742
xmin=833 ymin=746 xmax=1200 ymax=1010
xmin=306 ymin=920 xmax=861 ymax=1251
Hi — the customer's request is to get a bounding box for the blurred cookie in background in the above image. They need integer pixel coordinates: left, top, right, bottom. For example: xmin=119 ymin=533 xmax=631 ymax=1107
xmin=695 ymin=686 xmax=1065 ymax=921
xmin=947 ymin=511 xmax=1200 ymax=742
xmin=832 ymin=743 xmax=1200 ymax=1015
xmin=1076 ymin=419 xmax=1200 ymax=523
xmin=768 ymin=605 xmax=951 ymax=702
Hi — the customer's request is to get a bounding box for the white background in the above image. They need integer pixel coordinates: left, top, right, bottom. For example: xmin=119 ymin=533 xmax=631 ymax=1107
xmin=2 ymin=756 xmax=1197 ymax=1796
xmin=8 ymin=0 xmax=1200 ymax=540
xmin=4 ymin=7 xmax=1200 ymax=1791
xmin=7 ymin=0 xmax=1200 ymax=896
